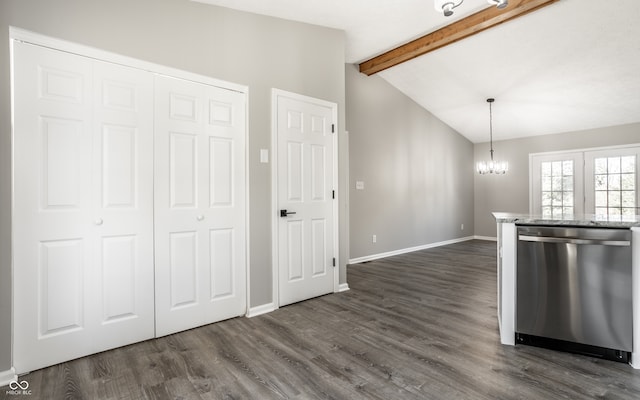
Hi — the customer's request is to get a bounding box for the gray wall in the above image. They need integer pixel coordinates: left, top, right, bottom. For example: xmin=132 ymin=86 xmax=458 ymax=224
xmin=0 ymin=0 xmax=346 ymax=373
xmin=346 ymin=65 xmax=475 ymax=260
xmin=474 ymin=122 xmax=640 ymax=237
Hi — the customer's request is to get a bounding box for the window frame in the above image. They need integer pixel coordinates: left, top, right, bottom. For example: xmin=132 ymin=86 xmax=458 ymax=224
xmin=530 ymin=144 xmax=640 ymax=217
xmin=530 ymin=152 xmax=584 ymax=217
xmin=584 ymin=147 xmax=640 ymax=217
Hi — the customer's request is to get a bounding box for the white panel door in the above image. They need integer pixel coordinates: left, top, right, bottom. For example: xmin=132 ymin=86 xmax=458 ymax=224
xmin=12 ymin=42 xmax=155 ymax=374
xmin=276 ymin=92 xmax=336 ymax=307
xmin=91 ymin=60 xmax=155 ymax=347
xmin=154 ymin=75 xmax=246 ymax=337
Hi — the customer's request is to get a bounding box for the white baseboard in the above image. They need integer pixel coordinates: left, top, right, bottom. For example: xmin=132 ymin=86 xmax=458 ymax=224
xmin=338 ymin=283 xmax=350 ymax=292
xmin=474 ymin=235 xmax=497 ymax=241
xmin=246 ymin=302 xmax=277 ymax=318
xmin=348 ymin=236 xmax=475 ymax=265
xmin=0 ymin=367 xmax=17 ymax=388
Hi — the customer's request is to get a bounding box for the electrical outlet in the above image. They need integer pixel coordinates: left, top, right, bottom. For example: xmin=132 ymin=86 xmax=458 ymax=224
xmin=372 ymin=234 xmax=377 ymax=243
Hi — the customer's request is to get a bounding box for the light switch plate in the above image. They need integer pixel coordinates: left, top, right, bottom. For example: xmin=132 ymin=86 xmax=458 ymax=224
xmin=355 ymin=181 xmax=364 ymax=190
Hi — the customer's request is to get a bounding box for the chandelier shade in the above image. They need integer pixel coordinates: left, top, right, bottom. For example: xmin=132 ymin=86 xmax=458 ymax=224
xmin=476 ymin=98 xmax=508 ymax=175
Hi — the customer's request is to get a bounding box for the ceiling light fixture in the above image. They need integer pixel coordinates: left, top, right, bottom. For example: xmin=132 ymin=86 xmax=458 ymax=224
xmin=434 ymin=0 xmax=509 ymax=17
xmin=433 ymin=0 xmax=463 ymax=17
xmin=477 ymin=98 xmax=508 ymax=175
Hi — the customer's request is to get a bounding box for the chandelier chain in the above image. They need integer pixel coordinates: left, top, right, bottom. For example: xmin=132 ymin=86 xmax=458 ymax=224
xmin=489 ymin=99 xmax=494 ymax=161
xmin=476 ymin=97 xmax=507 ymax=175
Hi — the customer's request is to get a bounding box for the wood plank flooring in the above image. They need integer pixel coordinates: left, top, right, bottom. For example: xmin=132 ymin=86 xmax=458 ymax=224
xmin=4 ymin=240 xmax=640 ymax=399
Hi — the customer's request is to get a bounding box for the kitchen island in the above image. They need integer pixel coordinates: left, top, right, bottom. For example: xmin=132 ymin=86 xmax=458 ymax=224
xmin=493 ymin=212 xmax=640 ymax=368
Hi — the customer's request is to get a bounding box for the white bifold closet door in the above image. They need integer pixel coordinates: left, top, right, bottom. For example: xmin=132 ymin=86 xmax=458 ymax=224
xmin=13 ymin=42 xmax=155 ymax=374
xmin=153 ymin=75 xmax=247 ymax=337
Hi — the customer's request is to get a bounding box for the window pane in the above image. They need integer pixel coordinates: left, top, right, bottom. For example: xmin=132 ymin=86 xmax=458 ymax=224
xmin=621 ymin=156 xmax=635 ymax=173
xmin=609 ymin=207 xmax=621 ymax=216
xmin=552 ymin=207 xmax=563 ymax=218
xmin=542 ymin=176 xmax=552 ymax=191
xmin=595 ymin=158 xmax=607 ymax=174
xmin=608 ymin=191 xmax=621 ymax=207
xmin=562 ymin=192 xmax=574 ymax=206
xmin=595 ymin=191 xmax=608 ymax=207
xmin=542 ymin=206 xmax=552 ymax=218
xmin=595 ymin=174 xmax=607 ymax=190
xmin=563 ymin=176 xmax=573 ymax=191
xmin=552 ymin=161 xmax=562 ymax=175
xmin=595 ymin=207 xmax=608 ymax=216
xmin=622 ymin=191 xmax=635 ymax=208
xmin=541 ymin=162 xmax=551 ymax=177
xmin=563 ymin=160 xmax=573 ymax=176
xmin=552 ymin=192 xmax=562 ymax=205
xmin=608 ymin=157 xmax=621 ymax=174
xmin=621 ymin=173 xmax=635 ymax=190
xmin=552 ymin=177 xmax=562 ymax=191
xmin=562 ymin=192 xmax=573 ymax=206
xmin=542 ymin=192 xmax=552 ymax=206
xmin=564 ymin=207 xmax=574 ymax=217
xmin=608 ymin=174 xmax=621 ymax=190
xmin=622 ymin=208 xmax=635 ymax=216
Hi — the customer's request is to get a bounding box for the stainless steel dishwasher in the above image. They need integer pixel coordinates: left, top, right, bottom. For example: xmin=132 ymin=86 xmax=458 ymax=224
xmin=516 ymin=225 xmax=632 ymax=362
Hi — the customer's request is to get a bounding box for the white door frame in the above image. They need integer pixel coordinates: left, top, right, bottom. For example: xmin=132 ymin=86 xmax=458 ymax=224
xmin=270 ymin=89 xmax=339 ymax=309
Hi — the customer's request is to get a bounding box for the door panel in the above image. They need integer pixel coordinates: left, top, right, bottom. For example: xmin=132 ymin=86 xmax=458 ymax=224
xmin=101 ymin=235 xmax=137 ymax=322
xmin=170 ymin=231 xmax=199 ymax=308
xmin=287 ymin=220 xmax=305 ymax=281
xmin=102 ymin=125 xmax=137 ymax=208
xmin=155 ymin=76 xmax=246 ymax=337
xmin=13 ymin=42 xmax=154 ymax=374
xmin=276 ymin=93 xmax=336 ymax=306
xmin=210 ymin=138 xmax=233 ymax=206
xmin=210 ymin=228 xmax=234 ymax=299
xmin=170 ymin=132 xmax=198 ymax=208
xmin=287 ymin=142 xmax=304 ymax=201
xmin=311 ymin=219 xmax=327 ymax=276
xmin=41 ymin=117 xmax=85 ymax=208
xmin=39 ymin=239 xmax=85 ymax=336
xmin=311 ymin=144 xmax=327 ymax=201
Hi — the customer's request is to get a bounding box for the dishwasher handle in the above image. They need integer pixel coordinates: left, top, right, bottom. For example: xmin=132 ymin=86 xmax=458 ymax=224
xmin=518 ymin=235 xmax=630 ymax=246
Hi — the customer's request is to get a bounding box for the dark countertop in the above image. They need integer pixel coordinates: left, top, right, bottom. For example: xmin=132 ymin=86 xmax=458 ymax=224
xmin=493 ymin=212 xmax=640 ymax=228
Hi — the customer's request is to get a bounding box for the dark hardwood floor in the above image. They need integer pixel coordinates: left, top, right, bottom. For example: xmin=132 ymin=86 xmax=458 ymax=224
xmin=4 ymin=240 xmax=640 ymax=399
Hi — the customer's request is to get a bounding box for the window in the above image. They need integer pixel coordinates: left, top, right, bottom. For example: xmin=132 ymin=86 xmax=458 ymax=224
xmin=594 ymin=156 xmax=635 ymax=216
xmin=540 ymin=160 xmax=575 ymax=218
xmin=531 ymin=145 xmax=640 ymax=219
xmin=531 ymin=152 xmax=583 ymax=218
xmin=585 ymin=147 xmax=639 ymax=218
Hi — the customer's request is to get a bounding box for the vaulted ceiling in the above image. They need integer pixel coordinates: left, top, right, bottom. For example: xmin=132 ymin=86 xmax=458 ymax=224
xmin=193 ymin=0 xmax=640 ymax=143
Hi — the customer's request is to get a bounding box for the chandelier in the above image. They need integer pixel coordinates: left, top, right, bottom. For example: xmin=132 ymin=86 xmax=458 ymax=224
xmin=477 ymin=98 xmax=508 ymax=175
xmin=434 ymin=0 xmax=508 ymax=17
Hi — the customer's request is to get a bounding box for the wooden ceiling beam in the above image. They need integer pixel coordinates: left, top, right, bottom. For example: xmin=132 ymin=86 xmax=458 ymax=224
xmin=358 ymin=0 xmax=560 ymax=76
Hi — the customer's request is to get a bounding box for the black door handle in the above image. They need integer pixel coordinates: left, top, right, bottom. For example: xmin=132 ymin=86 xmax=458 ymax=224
xmin=280 ymin=209 xmax=297 ymax=217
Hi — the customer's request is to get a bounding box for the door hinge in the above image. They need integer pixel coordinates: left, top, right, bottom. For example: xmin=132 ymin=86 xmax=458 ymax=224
xmin=331 ymin=124 xmax=335 ymax=133
xmin=332 ymin=190 xmax=335 ymax=199
xmin=332 ymin=257 xmax=336 ymax=267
